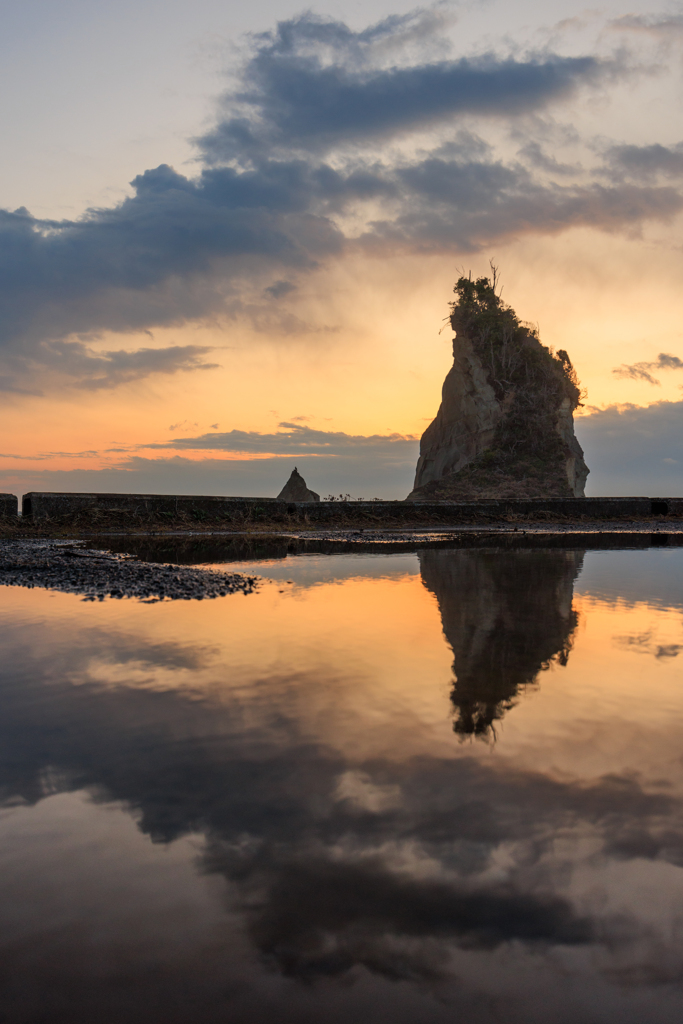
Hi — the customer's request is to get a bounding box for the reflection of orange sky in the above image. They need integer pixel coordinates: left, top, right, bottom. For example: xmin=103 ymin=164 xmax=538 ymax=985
xmin=5 ymin=574 xmax=683 ymax=1001
xmin=3 ymin=571 xmax=683 ymax=786
xmin=1 ymin=226 xmax=683 ymax=480
xmin=488 ymin=594 xmax=683 ymax=782
xmin=18 ymin=572 xmax=457 ymax=761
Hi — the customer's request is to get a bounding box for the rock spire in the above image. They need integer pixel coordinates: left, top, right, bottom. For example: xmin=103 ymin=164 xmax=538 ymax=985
xmin=277 ymin=467 xmax=320 ymax=502
xmin=408 ymin=274 xmax=589 ymax=500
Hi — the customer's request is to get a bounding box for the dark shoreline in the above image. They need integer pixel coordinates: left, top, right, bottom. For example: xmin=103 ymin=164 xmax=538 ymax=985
xmin=100 ymin=526 xmax=683 ymax=563
xmin=1 ymin=525 xmax=681 ymax=602
xmin=0 ymin=540 xmax=260 ymax=602
xmin=2 ymin=513 xmax=683 ymax=540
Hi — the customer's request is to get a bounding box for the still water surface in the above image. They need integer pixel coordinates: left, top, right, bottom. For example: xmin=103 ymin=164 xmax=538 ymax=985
xmin=2 ymin=542 xmax=683 ymax=1022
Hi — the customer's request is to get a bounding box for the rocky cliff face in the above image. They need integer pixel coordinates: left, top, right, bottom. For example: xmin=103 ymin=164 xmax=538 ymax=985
xmin=408 ymin=276 xmax=589 ymax=500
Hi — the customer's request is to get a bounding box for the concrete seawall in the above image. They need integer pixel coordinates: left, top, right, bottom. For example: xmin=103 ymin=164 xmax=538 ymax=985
xmin=21 ymin=492 xmax=281 ymax=520
xmin=0 ymin=495 xmax=18 ymax=517
xmin=18 ymin=491 xmax=683 ymax=522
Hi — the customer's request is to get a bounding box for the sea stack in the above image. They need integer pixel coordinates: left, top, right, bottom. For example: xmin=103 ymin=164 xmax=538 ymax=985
xmin=277 ymin=467 xmax=320 ymax=502
xmin=420 ymin=546 xmax=583 ymax=736
xmin=407 ymin=274 xmax=589 ymax=500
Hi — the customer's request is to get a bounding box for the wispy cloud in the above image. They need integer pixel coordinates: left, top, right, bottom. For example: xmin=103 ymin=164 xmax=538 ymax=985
xmin=148 ymin=421 xmax=418 ymax=458
xmin=0 ymin=423 xmax=419 ymax=463
xmin=610 ymin=13 xmax=683 ymax=38
xmin=613 ymin=352 xmax=683 ymax=385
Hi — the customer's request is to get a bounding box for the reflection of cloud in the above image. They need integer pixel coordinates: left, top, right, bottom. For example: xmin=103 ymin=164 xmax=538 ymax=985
xmin=4 ymin=578 xmax=683 ymax=1007
xmin=236 ymin=856 xmax=591 ymax=981
xmin=335 ymin=769 xmax=402 ymax=812
xmin=656 ymin=644 xmax=682 ymax=658
xmin=613 ymin=631 xmax=682 ymax=660
xmin=89 ymin=633 xmax=219 ymax=672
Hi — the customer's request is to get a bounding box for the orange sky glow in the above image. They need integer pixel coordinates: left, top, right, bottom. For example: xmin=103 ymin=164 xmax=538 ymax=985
xmin=1 ymin=1 xmax=682 ymax=497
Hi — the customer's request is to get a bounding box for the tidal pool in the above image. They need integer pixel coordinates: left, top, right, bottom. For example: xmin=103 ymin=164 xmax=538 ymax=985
xmin=1 ymin=540 xmax=683 ymax=1023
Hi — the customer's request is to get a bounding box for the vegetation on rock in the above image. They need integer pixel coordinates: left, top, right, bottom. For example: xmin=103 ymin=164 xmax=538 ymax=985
xmin=415 ymin=270 xmax=587 ymax=499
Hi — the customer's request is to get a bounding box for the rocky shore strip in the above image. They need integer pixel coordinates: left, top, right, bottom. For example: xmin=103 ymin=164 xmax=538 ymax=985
xmin=0 ymin=540 xmax=259 ymax=601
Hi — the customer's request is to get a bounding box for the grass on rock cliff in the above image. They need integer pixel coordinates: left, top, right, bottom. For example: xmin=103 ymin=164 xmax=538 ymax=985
xmin=417 ymin=274 xmax=584 ymax=500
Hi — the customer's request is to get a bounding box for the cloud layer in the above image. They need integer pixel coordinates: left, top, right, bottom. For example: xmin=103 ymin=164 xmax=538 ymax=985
xmin=199 ymin=10 xmax=604 ymax=158
xmin=2 ymin=406 xmax=682 ymax=501
xmin=2 ymin=8 xmax=683 ymax=392
xmin=577 ymin=400 xmax=683 ymax=495
xmin=148 ymin=421 xmax=417 ymax=456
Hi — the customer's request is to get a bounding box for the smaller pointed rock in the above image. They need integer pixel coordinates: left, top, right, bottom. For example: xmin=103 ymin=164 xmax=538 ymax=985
xmin=277 ymin=467 xmax=320 ymax=502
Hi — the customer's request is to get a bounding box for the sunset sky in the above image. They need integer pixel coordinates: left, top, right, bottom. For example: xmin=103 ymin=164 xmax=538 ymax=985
xmin=2 ymin=0 xmax=683 ymax=499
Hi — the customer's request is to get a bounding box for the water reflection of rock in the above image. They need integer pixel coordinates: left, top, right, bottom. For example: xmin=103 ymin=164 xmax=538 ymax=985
xmin=3 ymin=576 xmax=683 ymax=1019
xmin=420 ymin=548 xmax=584 ymax=737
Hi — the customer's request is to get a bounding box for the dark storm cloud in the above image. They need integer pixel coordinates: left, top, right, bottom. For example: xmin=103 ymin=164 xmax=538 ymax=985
xmin=613 ymin=352 xmax=683 ymax=385
xmin=2 ymin=152 xmax=678 ymax=391
xmin=0 ymin=8 xmax=677 ymax=391
xmin=606 ymin=142 xmax=683 ymax=180
xmin=5 ymin=153 xmax=676 ymax=392
xmin=245 ymin=857 xmax=592 ymax=981
xmin=263 ymin=279 xmax=297 ymax=299
xmin=517 ymin=140 xmax=580 ymax=176
xmin=369 ymin=162 xmax=682 ymax=250
xmin=0 ymin=165 xmax=344 ymax=389
xmin=575 ymin=400 xmax=683 ymax=496
xmin=198 ymin=11 xmax=604 ymax=159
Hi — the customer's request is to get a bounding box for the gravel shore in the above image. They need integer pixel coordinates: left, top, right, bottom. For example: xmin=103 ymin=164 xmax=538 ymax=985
xmin=0 ymin=540 xmax=259 ymax=601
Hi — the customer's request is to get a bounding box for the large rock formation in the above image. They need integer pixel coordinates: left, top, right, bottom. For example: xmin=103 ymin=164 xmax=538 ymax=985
xmin=276 ymin=467 xmax=320 ymax=502
xmin=420 ymin=547 xmax=583 ymax=737
xmin=408 ymin=275 xmax=589 ymax=500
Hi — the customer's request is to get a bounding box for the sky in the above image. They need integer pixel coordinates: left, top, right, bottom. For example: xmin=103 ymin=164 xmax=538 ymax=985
xmin=1 ymin=0 xmax=683 ymax=499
